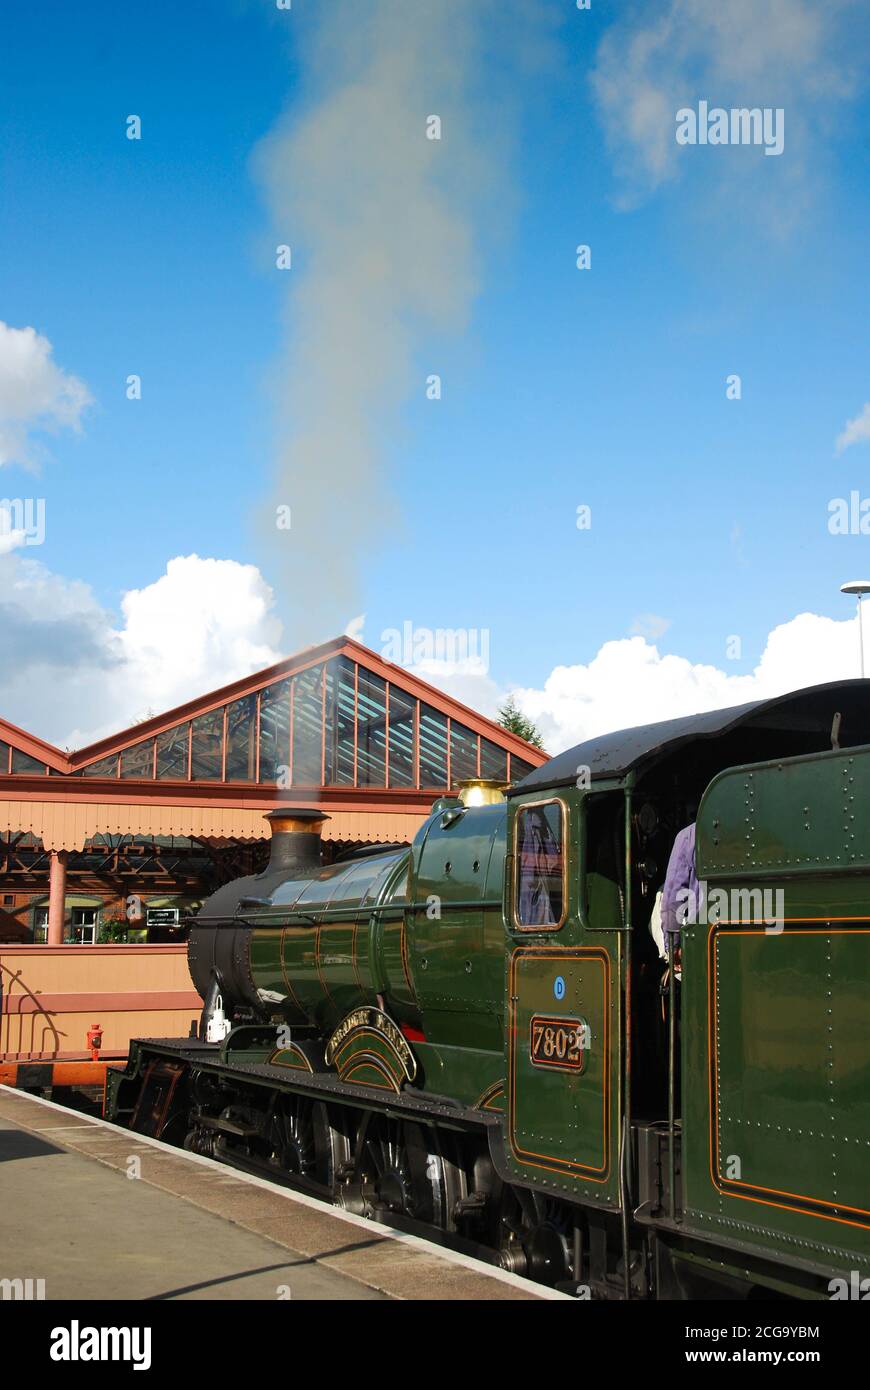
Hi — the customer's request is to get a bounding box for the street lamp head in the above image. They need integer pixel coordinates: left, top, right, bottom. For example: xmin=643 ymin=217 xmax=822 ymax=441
xmin=840 ymin=580 xmax=870 ymax=597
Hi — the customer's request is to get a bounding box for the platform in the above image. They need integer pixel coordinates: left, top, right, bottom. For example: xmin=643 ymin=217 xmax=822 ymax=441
xmin=0 ymin=1086 xmax=559 ymax=1301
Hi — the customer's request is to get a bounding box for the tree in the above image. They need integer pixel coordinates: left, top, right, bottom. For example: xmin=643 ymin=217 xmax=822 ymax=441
xmin=497 ymin=696 xmax=545 ymax=751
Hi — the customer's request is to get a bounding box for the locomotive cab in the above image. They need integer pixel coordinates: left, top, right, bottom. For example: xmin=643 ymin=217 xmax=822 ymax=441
xmin=503 ymin=678 xmax=870 ymax=1294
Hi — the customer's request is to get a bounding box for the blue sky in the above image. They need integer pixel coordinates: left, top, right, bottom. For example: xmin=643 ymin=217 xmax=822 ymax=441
xmin=1 ymin=0 xmax=869 ymax=746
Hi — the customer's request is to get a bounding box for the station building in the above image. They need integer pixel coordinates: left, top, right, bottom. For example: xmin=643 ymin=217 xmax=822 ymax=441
xmin=0 ymin=636 xmax=544 ymax=946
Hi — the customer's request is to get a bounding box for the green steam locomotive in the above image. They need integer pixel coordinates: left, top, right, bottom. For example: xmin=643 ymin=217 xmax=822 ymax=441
xmin=106 ymin=679 xmax=870 ymax=1299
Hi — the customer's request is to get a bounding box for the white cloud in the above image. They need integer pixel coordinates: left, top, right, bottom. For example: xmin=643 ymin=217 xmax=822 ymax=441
xmin=590 ymin=0 xmax=861 ymax=219
xmin=0 ymin=557 xmax=864 ymax=774
xmin=0 ymin=322 xmax=92 ymax=467
xmin=370 ymin=610 xmax=864 ymax=759
xmin=510 ymin=612 xmax=859 ymax=755
xmin=835 ymin=402 xmax=870 ymax=454
xmin=0 ymin=511 xmax=27 ymax=555
xmin=113 ymin=556 xmax=282 ymax=722
xmin=0 ymin=553 xmax=283 ymax=747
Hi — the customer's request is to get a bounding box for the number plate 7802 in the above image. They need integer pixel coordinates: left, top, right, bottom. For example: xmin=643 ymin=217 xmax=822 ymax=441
xmin=529 ymin=1015 xmax=588 ymax=1072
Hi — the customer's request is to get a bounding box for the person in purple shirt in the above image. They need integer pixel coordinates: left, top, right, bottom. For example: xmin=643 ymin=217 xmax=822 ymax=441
xmin=659 ymin=822 xmax=699 ymax=958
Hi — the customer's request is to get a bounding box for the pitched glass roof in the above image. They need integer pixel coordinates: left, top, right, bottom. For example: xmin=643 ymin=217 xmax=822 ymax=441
xmin=0 ymin=636 xmax=544 ymax=793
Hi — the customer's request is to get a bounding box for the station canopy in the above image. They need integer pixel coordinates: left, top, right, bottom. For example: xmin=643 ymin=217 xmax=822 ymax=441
xmin=0 ymin=637 xmax=545 ymax=852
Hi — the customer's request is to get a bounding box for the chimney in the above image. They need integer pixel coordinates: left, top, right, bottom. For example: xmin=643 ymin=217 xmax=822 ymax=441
xmin=264 ymin=807 xmax=329 ymax=873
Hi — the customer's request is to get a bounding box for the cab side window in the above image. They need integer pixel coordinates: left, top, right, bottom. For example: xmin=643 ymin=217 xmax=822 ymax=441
xmin=515 ymin=801 xmax=565 ymax=929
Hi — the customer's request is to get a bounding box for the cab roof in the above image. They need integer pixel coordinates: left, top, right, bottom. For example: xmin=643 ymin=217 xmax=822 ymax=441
xmin=511 ymin=679 xmax=870 ymax=794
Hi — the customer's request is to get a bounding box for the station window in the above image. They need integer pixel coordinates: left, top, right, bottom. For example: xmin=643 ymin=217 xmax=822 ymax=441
xmin=323 ymin=657 xmax=355 ymax=785
xmin=480 ymin=737 xmax=507 ymax=782
xmin=11 ymin=749 xmax=47 ymax=775
xmin=70 ymin=907 xmax=98 ymax=944
xmin=419 ymin=704 xmax=448 ymax=787
xmin=450 ymin=721 xmax=479 ymax=783
xmin=120 ymin=739 xmax=155 ymax=779
xmin=510 ymin=755 xmax=536 ymax=783
xmin=80 ymin=753 xmax=120 ymax=778
xmin=387 ymin=686 xmax=415 ymax=788
xmin=226 ymin=693 xmax=258 ymax=782
xmin=258 ymin=680 xmax=291 ymax=785
xmin=514 ymin=801 xmax=566 ymax=930
xmin=357 ymin=668 xmax=387 ymax=787
xmin=156 ymin=724 xmax=189 ymax=780
xmin=190 ymin=709 xmax=224 ymax=781
xmin=291 ymin=666 xmax=323 ymax=785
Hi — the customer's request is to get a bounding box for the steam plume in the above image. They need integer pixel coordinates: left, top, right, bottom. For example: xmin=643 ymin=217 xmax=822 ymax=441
xmin=254 ymin=0 xmax=549 ymax=646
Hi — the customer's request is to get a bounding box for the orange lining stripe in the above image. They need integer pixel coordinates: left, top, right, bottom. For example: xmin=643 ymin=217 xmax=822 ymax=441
xmin=475 ymin=1080 xmax=504 ymax=1109
xmin=269 ymin=1044 xmax=313 ymax=1073
xmin=476 ymin=1081 xmax=505 ymax=1111
xmin=399 ymin=917 xmax=413 ymax=992
xmin=342 ymin=1054 xmax=400 ymax=1093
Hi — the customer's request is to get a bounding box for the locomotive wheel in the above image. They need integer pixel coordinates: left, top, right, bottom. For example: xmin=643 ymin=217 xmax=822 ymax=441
xmin=266 ymin=1095 xmax=349 ymax=1189
xmin=351 ymin=1117 xmax=452 ymax=1226
xmin=267 ymin=1094 xmax=318 ymax=1178
xmin=183 ymin=1068 xmax=225 ymax=1154
xmin=183 ymin=1124 xmax=217 ymax=1158
xmin=497 ymin=1188 xmax=572 ymax=1285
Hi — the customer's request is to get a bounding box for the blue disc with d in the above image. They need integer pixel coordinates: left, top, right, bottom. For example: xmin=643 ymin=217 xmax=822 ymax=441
xmin=553 ymin=975 xmax=566 ymax=1000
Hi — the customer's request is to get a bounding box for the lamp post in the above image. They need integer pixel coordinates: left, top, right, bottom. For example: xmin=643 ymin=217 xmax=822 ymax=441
xmin=840 ymin=580 xmax=870 ymax=678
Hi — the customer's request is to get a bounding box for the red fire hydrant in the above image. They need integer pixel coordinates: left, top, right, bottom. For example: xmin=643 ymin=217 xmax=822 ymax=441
xmin=87 ymin=1022 xmax=103 ymax=1062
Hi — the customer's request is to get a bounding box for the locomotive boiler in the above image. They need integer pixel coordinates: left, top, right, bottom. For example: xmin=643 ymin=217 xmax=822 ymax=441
xmin=106 ymin=679 xmax=870 ymax=1299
